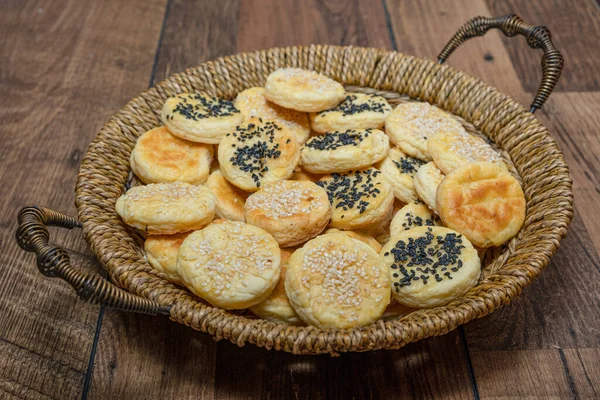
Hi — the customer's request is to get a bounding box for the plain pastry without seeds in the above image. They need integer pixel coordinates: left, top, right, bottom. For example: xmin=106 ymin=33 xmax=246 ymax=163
xmin=264 ymin=68 xmax=345 ymax=112
xmin=381 ymin=226 xmax=481 ymax=308
xmin=310 ymin=93 xmax=392 ymax=133
xmin=161 ymin=93 xmax=243 ymax=144
xmin=325 ymin=228 xmax=382 ymax=252
xmin=205 ymin=169 xmax=248 ymax=222
xmin=244 ymin=180 xmax=332 ymax=247
xmin=378 ymin=147 xmax=425 ymax=203
xmin=413 ymin=162 xmax=445 ymax=213
xmin=176 ymin=220 xmax=281 ymax=309
xmin=144 ymin=232 xmax=190 ymax=285
xmin=285 ymin=233 xmax=390 ymax=329
xmin=390 ymin=201 xmax=440 ymax=236
xmin=301 ymin=129 xmax=390 ymax=174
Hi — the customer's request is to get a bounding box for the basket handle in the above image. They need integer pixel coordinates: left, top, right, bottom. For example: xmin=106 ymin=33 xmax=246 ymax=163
xmin=438 ymin=14 xmax=564 ymax=113
xmin=15 ymin=205 xmax=171 ymax=316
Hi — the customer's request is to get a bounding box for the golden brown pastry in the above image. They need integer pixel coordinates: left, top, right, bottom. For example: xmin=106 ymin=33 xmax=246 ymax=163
xmin=413 ymin=162 xmax=444 ymax=213
xmin=144 ymin=232 xmax=190 ymax=285
xmin=310 ymin=93 xmax=392 ymax=133
xmin=325 ymin=228 xmax=382 ymax=252
xmin=377 ymin=147 xmax=425 ymax=203
xmin=205 ymin=169 xmax=248 ymax=221
xmin=389 ymin=201 xmax=440 ymax=236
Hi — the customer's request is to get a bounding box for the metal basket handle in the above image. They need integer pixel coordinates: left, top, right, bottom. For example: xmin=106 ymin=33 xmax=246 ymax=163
xmin=15 ymin=205 xmax=171 ymax=316
xmin=438 ymin=14 xmax=564 ymax=113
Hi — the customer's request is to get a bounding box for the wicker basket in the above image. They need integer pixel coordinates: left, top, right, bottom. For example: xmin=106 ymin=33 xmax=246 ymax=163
xmin=16 ymin=14 xmax=572 ymax=355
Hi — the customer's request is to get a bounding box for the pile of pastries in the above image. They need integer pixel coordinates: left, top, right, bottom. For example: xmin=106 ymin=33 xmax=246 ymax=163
xmin=116 ymin=68 xmax=526 ymax=329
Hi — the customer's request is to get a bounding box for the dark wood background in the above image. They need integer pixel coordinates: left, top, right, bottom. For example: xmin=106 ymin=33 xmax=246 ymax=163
xmin=1 ymin=1 xmax=599 ymax=398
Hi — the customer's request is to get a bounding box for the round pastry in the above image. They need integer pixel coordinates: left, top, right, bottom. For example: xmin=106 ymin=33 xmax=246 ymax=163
xmin=381 ymin=226 xmax=481 ymax=308
xmin=160 ymin=93 xmax=243 ymax=144
xmin=373 ymin=200 xmax=404 ymax=246
xmin=317 ymin=168 xmax=394 ymax=233
xmin=176 ymin=220 xmax=281 ymax=309
xmin=290 ymin=169 xmax=322 ymax=182
xmin=249 ymin=249 xmax=302 ymax=325
xmin=115 ymin=182 xmax=217 ymax=234
xmin=436 ymin=162 xmax=526 ymax=247
xmin=377 ymin=147 xmax=425 ymax=203
xmin=325 ymin=228 xmax=382 ymax=252
xmin=309 ymin=93 xmax=392 ymax=133
xmin=390 ymin=201 xmax=440 ymax=235
xmin=217 ymin=118 xmax=300 ymax=191
xmin=428 ymin=129 xmax=506 ymax=174
xmin=285 ymin=232 xmax=390 ymax=329
xmin=264 ymin=68 xmax=345 ymax=112
xmin=130 ymin=126 xmax=213 ymax=185
xmin=385 ymin=102 xmax=466 ymax=161
xmin=205 ymin=169 xmax=248 ymax=222
xmin=144 ymin=232 xmax=190 ymax=285
xmin=413 ymin=162 xmax=445 ymax=213
xmin=382 ymin=300 xmax=416 ymax=320
xmin=300 ymin=129 xmax=390 ymax=174
xmin=244 ymin=180 xmax=331 ymax=247
xmin=234 ymin=87 xmax=310 ymax=144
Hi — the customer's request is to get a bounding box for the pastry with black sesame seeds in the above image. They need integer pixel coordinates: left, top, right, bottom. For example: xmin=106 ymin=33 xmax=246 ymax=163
xmin=205 ymin=169 xmax=248 ymax=222
xmin=390 ymin=201 xmax=441 ymax=235
xmin=377 ymin=147 xmax=425 ymax=203
xmin=310 ymin=93 xmax=392 ymax=133
xmin=325 ymin=228 xmax=382 ymax=252
xmin=381 ymin=226 xmax=481 ymax=308
xmin=413 ymin=162 xmax=445 ymax=213
xmin=161 ymin=93 xmax=243 ymax=144
xmin=144 ymin=232 xmax=190 ymax=286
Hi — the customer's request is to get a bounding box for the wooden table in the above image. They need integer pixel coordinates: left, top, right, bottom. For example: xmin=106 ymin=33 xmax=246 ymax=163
xmin=1 ymin=1 xmax=599 ymax=398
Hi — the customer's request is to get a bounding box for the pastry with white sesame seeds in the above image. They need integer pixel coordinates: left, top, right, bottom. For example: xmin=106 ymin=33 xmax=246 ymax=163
xmin=413 ymin=162 xmax=444 ymax=213
xmin=205 ymin=169 xmax=248 ymax=222
xmin=436 ymin=162 xmax=526 ymax=247
xmin=300 ymin=129 xmax=390 ymax=174
xmin=245 ymin=180 xmax=331 ymax=247
xmin=377 ymin=147 xmax=425 ymax=203
xmin=130 ymin=126 xmax=213 ymax=185
xmin=285 ymin=232 xmax=391 ymax=329
xmin=177 ymin=219 xmax=281 ymax=309
xmin=161 ymin=93 xmax=243 ymax=144
xmin=115 ymin=182 xmax=217 ymax=234
xmin=144 ymin=232 xmax=190 ymax=286
xmin=325 ymin=229 xmax=382 ymax=252
xmin=264 ymin=68 xmax=345 ymax=112
xmin=250 ymin=249 xmax=302 ymax=325
xmin=310 ymin=93 xmax=392 ymax=133
xmin=218 ymin=118 xmax=300 ymax=192
xmin=381 ymin=226 xmax=481 ymax=308
xmin=390 ymin=201 xmax=441 ymax=236
xmin=235 ymin=87 xmax=311 ymax=144
xmin=385 ymin=102 xmax=466 ymax=161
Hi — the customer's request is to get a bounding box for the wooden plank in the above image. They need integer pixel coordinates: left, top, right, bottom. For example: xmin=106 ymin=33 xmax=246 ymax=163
xmin=562 ymin=348 xmax=600 ymax=399
xmin=0 ymin=0 xmax=167 ymax=398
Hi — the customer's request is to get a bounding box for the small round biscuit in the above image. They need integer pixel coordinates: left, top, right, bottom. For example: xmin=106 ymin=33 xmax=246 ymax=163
xmin=115 ymin=182 xmax=217 ymax=234
xmin=130 ymin=126 xmax=213 ymax=185
xmin=310 ymin=93 xmax=392 ymax=133
xmin=390 ymin=201 xmax=440 ymax=235
xmin=218 ymin=119 xmax=300 ymax=191
xmin=144 ymin=232 xmax=190 ymax=285
xmin=161 ymin=93 xmax=243 ymax=144
xmin=205 ymin=169 xmax=248 ymax=222
xmin=290 ymin=169 xmax=322 ymax=182
xmin=285 ymin=233 xmax=390 ymax=329
xmin=377 ymin=147 xmax=425 ymax=203
xmin=264 ymin=68 xmax=345 ymax=112
xmin=317 ymin=168 xmax=394 ymax=233
xmin=301 ymin=129 xmax=390 ymax=174
xmin=177 ymin=220 xmax=281 ymax=309
xmin=245 ymin=180 xmax=331 ymax=247
xmin=413 ymin=162 xmax=445 ymax=213
xmin=436 ymin=162 xmax=526 ymax=248
xmin=325 ymin=228 xmax=382 ymax=252
xmin=235 ymin=87 xmax=310 ymax=144
xmin=428 ymin=129 xmax=506 ymax=174
xmin=250 ymin=249 xmax=302 ymax=325
xmin=381 ymin=226 xmax=481 ymax=308
xmin=385 ymin=102 xmax=466 ymax=161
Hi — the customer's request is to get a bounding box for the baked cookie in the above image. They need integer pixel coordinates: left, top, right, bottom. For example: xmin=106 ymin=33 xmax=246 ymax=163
xmin=217 ymin=118 xmax=300 ymax=191
xmin=413 ymin=162 xmax=444 ymax=213
xmin=177 ymin=220 xmax=281 ymax=309
xmin=234 ymin=87 xmax=311 ymax=144
xmin=264 ymin=68 xmax=345 ymax=112
xmin=310 ymin=93 xmax=392 ymax=133
xmin=130 ymin=126 xmax=213 ymax=185
xmin=382 ymin=300 xmax=416 ymax=320
xmin=428 ymin=129 xmax=506 ymax=174
xmin=144 ymin=232 xmax=190 ymax=285
xmin=436 ymin=162 xmax=526 ymax=247
xmin=381 ymin=226 xmax=481 ymax=308
xmin=290 ymin=169 xmax=322 ymax=182
xmin=285 ymin=233 xmax=390 ymax=329
xmin=378 ymin=147 xmax=425 ymax=203
xmin=249 ymin=249 xmax=302 ymax=325
xmin=325 ymin=228 xmax=382 ymax=252
xmin=385 ymin=102 xmax=465 ymax=161
xmin=161 ymin=93 xmax=243 ymax=144
xmin=205 ymin=169 xmax=248 ymax=222
xmin=317 ymin=168 xmax=394 ymax=233
xmin=245 ymin=180 xmax=332 ymax=247
xmin=301 ymin=129 xmax=390 ymax=174
xmin=115 ymin=182 xmax=216 ymax=234
xmin=390 ymin=201 xmax=440 ymax=235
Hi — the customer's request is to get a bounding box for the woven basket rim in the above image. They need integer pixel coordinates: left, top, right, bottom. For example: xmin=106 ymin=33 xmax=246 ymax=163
xmin=75 ymin=45 xmax=573 ymax=355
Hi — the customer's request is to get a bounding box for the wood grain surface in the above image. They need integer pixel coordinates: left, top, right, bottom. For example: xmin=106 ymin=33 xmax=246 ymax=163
xmin=0 ymin=1 xmax=598 ymax=399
